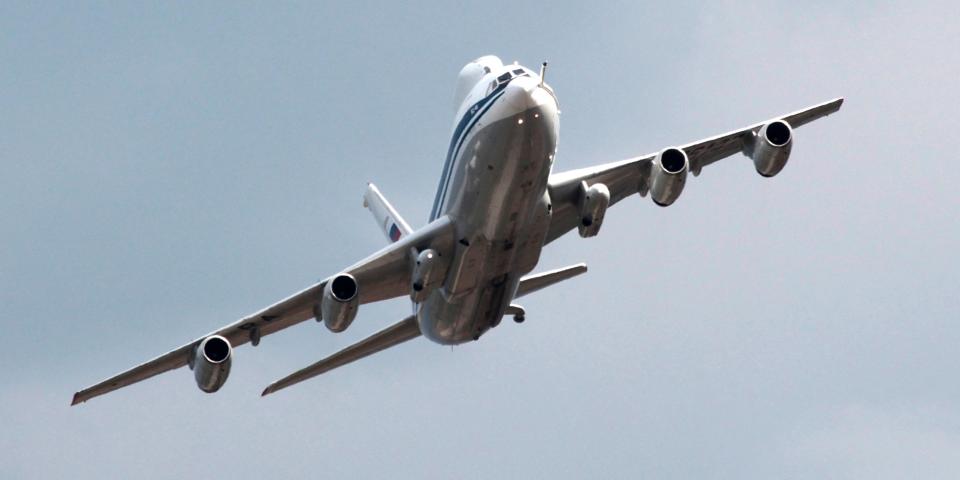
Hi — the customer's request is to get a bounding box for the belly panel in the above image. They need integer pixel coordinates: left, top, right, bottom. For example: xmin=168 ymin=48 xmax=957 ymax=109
xmin=419 ymin=99 xmax=558 ymax=345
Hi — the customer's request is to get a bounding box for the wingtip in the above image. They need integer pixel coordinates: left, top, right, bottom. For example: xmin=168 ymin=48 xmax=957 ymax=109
xmin=71 ymin=393 xmax=82 ymax=406
xmin=261 ymin=385 xmax=275 ymax=397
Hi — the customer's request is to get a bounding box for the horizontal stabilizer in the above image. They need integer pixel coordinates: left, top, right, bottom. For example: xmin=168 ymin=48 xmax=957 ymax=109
xmin=516 ymin=263 xmax=588 ymax=298
xmin=262 ymin=315 xmax=421 ymax=396
xmin=363 ymin=183 xmax=413 ymax=243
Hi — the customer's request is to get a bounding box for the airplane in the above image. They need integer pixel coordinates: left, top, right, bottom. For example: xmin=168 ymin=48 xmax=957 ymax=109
xmin=72 ymin=55 xmax=843 ymax=405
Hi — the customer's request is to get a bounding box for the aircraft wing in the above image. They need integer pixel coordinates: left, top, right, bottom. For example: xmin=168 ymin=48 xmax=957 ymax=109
xmin=71 ymin=282 xmax=326 ymax=405
xmin=72 ymin=216 xmax=455 ymax=405
xmin=545 ymin=98 xmax=843 ymax=244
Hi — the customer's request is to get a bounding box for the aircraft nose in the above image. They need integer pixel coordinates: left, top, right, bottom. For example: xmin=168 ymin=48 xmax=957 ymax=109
xmin=504 ymin=76 xmax=557 ymax=112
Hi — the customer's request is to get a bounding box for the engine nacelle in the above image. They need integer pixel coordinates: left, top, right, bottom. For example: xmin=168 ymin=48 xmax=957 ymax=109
xmin=315 ymin=273 xmax=359 ymax=333
xmin=577 ymin=181 xmax=610 ymax=238
xmin=191 ymin=335 xmax=232 ymax=393
xmin=411 ymin=249 xmax=442 ymax=303
xmin=649 ymin=147 xmax=688 ymax=207
xmin=750 ymin=120 xmax=793 ymax=177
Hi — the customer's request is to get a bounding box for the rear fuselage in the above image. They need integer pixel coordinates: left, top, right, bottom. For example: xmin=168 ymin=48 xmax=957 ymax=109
xmin=417 ymin=60 xmax=560 ymax=344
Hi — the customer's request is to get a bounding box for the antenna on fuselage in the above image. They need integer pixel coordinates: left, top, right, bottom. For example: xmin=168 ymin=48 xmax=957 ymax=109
xmin=539 ymin=61 xmax=548 ymax=87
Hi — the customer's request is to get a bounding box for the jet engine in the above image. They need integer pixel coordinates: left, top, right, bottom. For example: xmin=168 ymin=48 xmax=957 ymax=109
xmin=191 ymin=335 xmax=232 ymax=393
xmin=315 ymin=273 xmax=359 ymax=332
xmin=749 ymin=120 xmax=793 ymax=177
xmin=577 ymin=182 xmax=610 ymax=238
xmin=649 ymin=147 xmax=688 ymax=206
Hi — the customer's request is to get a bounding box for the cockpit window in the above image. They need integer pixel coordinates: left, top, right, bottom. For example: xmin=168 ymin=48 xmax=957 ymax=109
xmin=491 ymin=69 xmax=530 ymax=92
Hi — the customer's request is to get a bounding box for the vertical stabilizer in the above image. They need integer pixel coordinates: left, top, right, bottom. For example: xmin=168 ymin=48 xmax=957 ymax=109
xmin=363 ymin=183 xmax=413 ymax=243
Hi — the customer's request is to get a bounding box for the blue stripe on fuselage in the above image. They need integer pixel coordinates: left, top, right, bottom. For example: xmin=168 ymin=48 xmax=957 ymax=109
xmin=430 ymin=81 xmax=510 ymax=220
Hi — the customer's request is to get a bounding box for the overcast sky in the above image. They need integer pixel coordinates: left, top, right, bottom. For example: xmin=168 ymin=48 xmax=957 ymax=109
xmin=2 ymin=1 xmax=959 ymax=478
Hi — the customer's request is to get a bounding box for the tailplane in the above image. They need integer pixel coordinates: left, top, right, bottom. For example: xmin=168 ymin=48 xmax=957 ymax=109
xmin=503 ymin=264 xmax=588 ymax=324
xmin=516 ymin=263 xmax=588 ymax=298
xmin=262 ymin=315 xmax=421 ymax=396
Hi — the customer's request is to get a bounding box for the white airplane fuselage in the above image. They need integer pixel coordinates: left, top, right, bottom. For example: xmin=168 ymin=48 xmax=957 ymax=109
xmin=417 ymin=61 xmax=560 ymax=344
xmin=70 ymin=49 xmax=844 ymax=404
xmin=69 ymin=48 xmax=844 ymax=404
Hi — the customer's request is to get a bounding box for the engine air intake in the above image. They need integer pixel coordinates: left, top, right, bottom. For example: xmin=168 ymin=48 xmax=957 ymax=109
xmin=192 ymin=335 xmax=233 ymax=393
xmin=660 ymin=148 xmax=687 ymax=174
xmin=319 ymin=273 xmax=361 ymax=332
xmin=751 ymin=120 xmax=794 ymax=177
xmin=648 ymin=147 xmax=689 ymax=206
xmin=330 ymin=274 xmax=358 ymax=301
xmin=202 ymin=336 xmax=230 ymax=363
xmin=765 ymin=120 xmax=791 ymax=146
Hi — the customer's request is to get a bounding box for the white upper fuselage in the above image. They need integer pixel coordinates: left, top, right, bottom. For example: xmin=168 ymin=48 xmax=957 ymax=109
xmin=418 ymin=57 xmax=560 ymax=344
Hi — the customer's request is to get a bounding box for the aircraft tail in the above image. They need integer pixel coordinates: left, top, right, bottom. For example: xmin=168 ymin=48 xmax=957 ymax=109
xmin=363 ymin=183 xmax=413 ymax=243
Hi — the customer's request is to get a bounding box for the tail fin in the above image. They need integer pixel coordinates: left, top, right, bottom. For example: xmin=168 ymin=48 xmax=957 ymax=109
xmin=363 ymin=183 xmax=413 ymax=243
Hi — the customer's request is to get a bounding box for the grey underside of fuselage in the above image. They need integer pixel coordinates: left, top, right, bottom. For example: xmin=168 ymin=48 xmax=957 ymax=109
xmin=418 ymin=104 xmax=558 ymax=345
